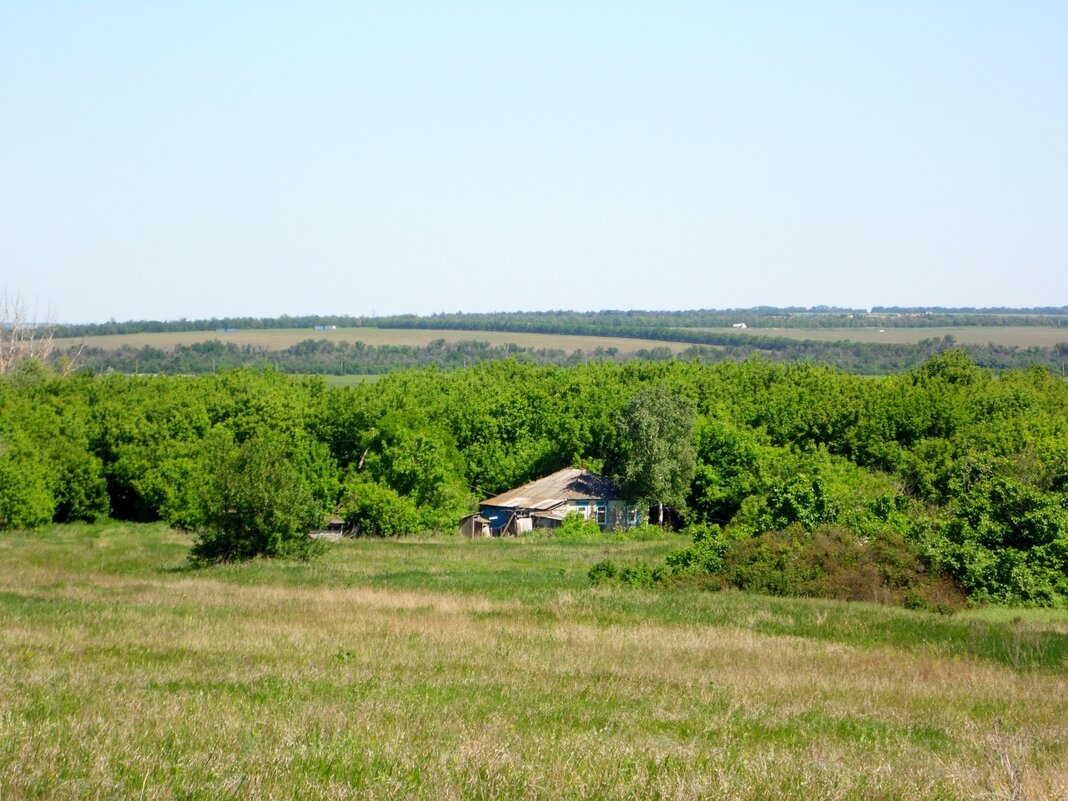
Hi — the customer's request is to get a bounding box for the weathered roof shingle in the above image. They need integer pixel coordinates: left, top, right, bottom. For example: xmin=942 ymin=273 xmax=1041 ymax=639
xmin=481 ymin=468 xmax=621 ymax=508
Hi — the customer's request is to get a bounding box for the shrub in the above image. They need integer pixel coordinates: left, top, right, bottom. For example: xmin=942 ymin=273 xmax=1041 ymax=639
xmin=587 ymin=559 xmax=617 ymax=584
xmin=0 ymin=434 xmax=55 ymax=529
xmin=619 ymin=562 xmax=656 ymax=588
xmin=618 ymin=523 xmax=671 ymax=542
xmin=556 ymin=512 xmax=604 ymax=539
xmin=664 ymin=523 xmax=728 ymax=576
xmin=588 ymin=558 xmax=660 ymax=589
xmin=190 ymin=435 xmax=324 ymax=563
xmin=721 ymin=524 xmax=965 ymax=608
xmin=339 ymin=479 xmax=421 ymax=537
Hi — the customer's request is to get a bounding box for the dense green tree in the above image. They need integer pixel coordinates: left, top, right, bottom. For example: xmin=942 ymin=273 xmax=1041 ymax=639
xmin=614 ymin=384 xmax=697 ymax=524
xmin=189 ymin=434 xmax=324 ymax=562
xmin=688 ymin=417 xmax=763 ymax=525
xmin=338 ymin=476 xmax=421 ymax=536
xmin=0 ymin=430 xmax=56 ymax=528
xmin=360 ymin=415 xmax=470 ymax=530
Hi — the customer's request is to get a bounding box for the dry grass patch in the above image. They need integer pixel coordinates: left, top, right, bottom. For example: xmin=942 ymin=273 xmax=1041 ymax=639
xmin=51 ymin=327 xmax=693 ymax=355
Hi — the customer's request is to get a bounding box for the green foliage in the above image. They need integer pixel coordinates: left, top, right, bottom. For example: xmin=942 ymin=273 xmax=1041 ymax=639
xmin=555 ymin=512 xmax=604 ymax=539
xmin=339 ymin=477 xmax=422 ymax=537
xmin=587 ymin=557 xmax=659 ymax=588
xmin=688 ymin=418 xmax=762 ymax=525
xmin=50 ymin=445 xmax=108 ymax=522
xmin=189 ymin=434 xmax=324 ymax=562
xmin=619 ymin=523 xmax=671 ymax=542
xmin=360 ymin=414 xmax=470 ymax=531
xmin=664 ymin=524 xmax=729 ymax=577
xmin=0 ymin=431 xmax=56 ymax=528
xmin=614 ymin=383 xmax=696 ymax=521
xmin=587 ymin=558 xmax=617 ymax=584
xmin=719 ymin=524 xmax=965 ymax=609
xmin=618 ymin=562 xmax=656 ymax=588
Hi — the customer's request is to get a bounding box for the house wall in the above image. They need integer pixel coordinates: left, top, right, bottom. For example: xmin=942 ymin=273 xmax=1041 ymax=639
xmin=542 ymin=500 xmax=637 ymax=530
xmin=480 ymin=500 xmax=638 ymax=535
xmin=459 ymin=515 xmax=490 ymax=538
xmin=608 ymin=500 xmax=639 ymax=530
xmin=479 ymin=506 xmax=514 ymax=535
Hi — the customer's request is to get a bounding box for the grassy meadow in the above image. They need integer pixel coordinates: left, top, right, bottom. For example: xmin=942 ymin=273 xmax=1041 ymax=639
xmin=2 ymin=522 xmax=1068 ymax=800
xmin=51 ymin=327 xmax=693 ymax=355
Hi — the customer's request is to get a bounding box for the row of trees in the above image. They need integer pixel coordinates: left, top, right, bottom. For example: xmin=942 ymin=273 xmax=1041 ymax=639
xmin=2 ymin=353 xmax=1067 ymax=604
xmin=49 ymin=306 xmax=1068 ymax=339
xmin=54 ymin=333 xmax=1068 ymax=377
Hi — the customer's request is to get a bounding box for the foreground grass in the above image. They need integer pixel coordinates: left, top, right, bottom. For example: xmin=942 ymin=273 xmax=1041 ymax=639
xmin=2 ymin=522 xmax=1067 ymax=800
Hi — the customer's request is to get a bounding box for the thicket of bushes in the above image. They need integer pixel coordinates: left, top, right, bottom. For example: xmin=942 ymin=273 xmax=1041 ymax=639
xmin=589 ymin=523 xmax=965 ymax=610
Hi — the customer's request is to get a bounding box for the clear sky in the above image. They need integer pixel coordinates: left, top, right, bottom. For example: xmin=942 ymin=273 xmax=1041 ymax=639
xmin=1 ymin=2 xmax=1066 ymax=323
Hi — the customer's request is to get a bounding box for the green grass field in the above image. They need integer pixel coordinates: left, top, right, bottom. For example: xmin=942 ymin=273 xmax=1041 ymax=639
xmin=679 ymin=326 xmax=1068 ymax=347
xmin=52 ymin=327 xmax=692 ymax=355
xmin=2 ymin=522 xmax=1067 ymax=800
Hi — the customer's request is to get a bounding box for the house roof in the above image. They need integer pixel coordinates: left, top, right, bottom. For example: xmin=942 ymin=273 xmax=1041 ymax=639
xmin=480 ymin=468 xmax=622 ymax=509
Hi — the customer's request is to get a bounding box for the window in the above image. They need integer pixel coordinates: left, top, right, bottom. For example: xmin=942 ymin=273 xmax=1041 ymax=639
xmin=596 ymin=504 xmax=607 ymax=526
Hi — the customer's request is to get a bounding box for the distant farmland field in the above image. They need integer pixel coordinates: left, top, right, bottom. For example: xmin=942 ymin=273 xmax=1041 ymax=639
xmin=54 ymin=327 xmax=693 ymax=354
xmin=680 ymin=326 xmax=1068 ymax=347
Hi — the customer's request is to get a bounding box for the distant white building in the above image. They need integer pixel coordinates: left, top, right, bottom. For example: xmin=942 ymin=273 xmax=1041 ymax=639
xmin=732 ymin=322 xmax=747 ymax=329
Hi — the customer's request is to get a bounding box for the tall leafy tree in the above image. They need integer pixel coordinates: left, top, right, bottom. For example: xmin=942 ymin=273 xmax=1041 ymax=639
xmin=614 ymin=384 xmax=696 ymax=525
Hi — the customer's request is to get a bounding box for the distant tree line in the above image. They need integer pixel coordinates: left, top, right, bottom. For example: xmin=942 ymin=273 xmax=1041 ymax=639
xmin=65 ymin=338 xmax=623 ymax=375
xmin=55 ymin=334 xmax=1068 ymax=376
xmin=373 ymin=309 xmax=1068 ymax=331
xmin=50 ymin=306 xmax=1068 ymax=339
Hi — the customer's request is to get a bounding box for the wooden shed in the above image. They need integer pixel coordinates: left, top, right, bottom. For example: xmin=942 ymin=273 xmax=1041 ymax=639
xmin=459 ymin=513 xmax=492 ymax=538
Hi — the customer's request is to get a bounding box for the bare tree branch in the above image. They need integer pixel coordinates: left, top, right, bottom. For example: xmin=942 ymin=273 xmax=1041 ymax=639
xmin=0 ymin=293 xmax=78 ymax=376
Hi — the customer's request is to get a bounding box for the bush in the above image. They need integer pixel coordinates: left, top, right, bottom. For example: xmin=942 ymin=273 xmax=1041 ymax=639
xmin=619 ymin=562 xmax=656 ymax=588
xmin=190 ymin=435 xmax=325 ymax=563
xmin=0 ymin=434 xmax=55 ymax=529
xmin=556 ymin=513 xmax=604 ymax=539
xmin=339 ymin=479 xmax=421 ymax=537
xmin=721 ymin=524 xmax=965 ymax=608
xmin=588 ymin=558 xmax=659 ymax=589
xmin=618 ymin=523 xmax=671 ymax=542
xmin=664 ymin=523 xmax=728 ymax=576
xmin=587 ymin=558 xmax=617 ymax=584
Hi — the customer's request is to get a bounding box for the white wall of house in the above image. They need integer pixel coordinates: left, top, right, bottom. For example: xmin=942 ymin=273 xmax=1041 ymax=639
xmin=560 ymin=499 xmax=637 ymax=529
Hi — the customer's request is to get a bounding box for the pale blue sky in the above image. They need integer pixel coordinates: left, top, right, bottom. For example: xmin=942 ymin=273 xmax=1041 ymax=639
xmin=2 ymin=2 xmax=1066 ymax=323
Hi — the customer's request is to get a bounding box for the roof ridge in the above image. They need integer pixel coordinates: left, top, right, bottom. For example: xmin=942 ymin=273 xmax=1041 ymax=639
xmin=480 ymin=467 xmax=621 ymax=507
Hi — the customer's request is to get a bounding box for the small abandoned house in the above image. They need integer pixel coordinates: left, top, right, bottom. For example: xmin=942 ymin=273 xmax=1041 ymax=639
xmin=309 ymin=516 xmax=348 ymax=541
xmin=468 ymin=468 xmax=636 ymax=536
